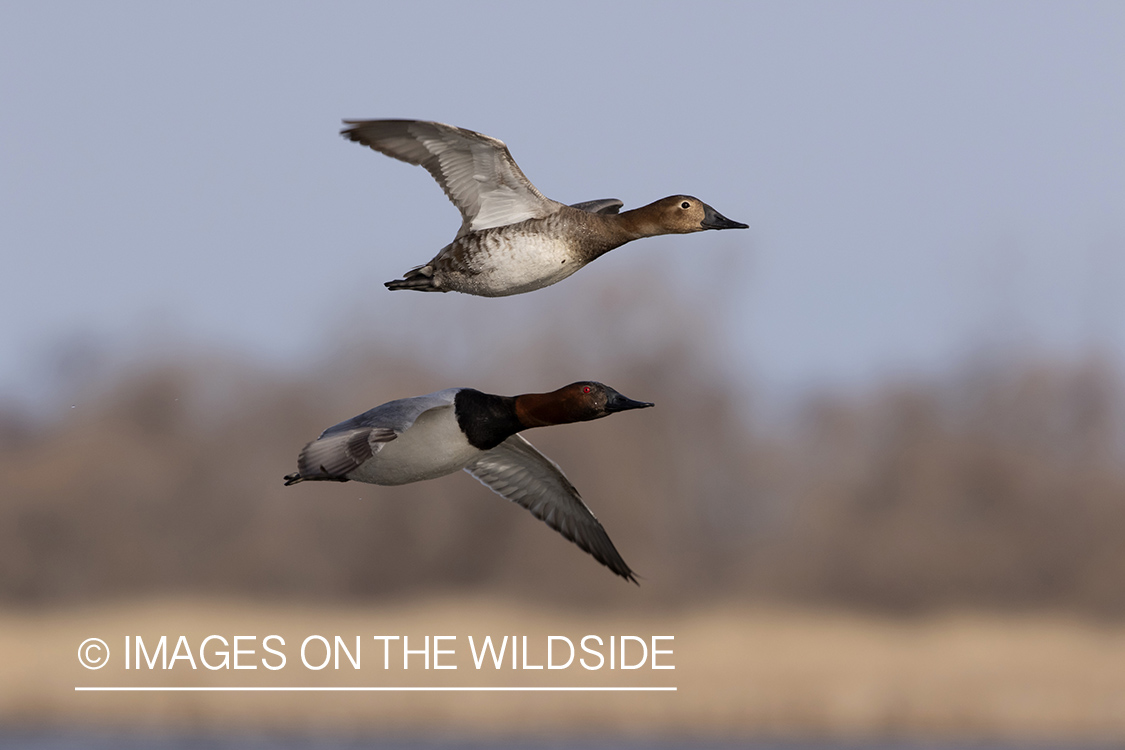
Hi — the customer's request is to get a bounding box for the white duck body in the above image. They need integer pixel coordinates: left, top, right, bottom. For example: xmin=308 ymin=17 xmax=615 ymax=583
xmin=284 ymin=382 xmax=656 ymax=583
xmin=296 ymin=389 xmax=475 ymax=486
xmin=347 ymin=400 xmax=477 ymax=485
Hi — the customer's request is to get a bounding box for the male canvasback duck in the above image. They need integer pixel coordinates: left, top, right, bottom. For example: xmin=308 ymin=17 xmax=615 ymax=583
xmin=341 ymin=119 xmax=749 ymax=297
xmin=284 ymin=382 xmax=653 ymax=582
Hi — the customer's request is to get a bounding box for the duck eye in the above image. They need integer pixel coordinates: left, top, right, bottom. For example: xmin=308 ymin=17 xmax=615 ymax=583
xmin=583 ymin=386 xmax=592 ymax=394
xmin=680 ymin=201 xmax=690 ymax=209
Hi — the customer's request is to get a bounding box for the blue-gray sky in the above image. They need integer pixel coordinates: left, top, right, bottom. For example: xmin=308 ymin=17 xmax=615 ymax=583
xmin=2 ymin=2 xmax=1122 ymax=407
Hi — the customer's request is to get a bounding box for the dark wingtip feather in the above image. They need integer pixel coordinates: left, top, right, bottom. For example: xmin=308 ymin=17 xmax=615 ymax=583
xmin=605 ymin=546 xmax=639 ymax=585
xmin=340 ymin=121 xmax=364 ymax=141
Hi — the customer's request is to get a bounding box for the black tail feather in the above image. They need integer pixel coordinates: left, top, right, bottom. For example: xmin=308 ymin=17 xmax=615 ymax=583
xmin=282 ymin=466 xmax=351 ymax=486
xmin=385 ymin=264 xmax=444 ymax=292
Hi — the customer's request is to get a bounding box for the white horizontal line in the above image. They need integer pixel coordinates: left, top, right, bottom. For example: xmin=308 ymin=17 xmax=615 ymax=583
xmin=75 ymin=686 xmax=676 ymax=692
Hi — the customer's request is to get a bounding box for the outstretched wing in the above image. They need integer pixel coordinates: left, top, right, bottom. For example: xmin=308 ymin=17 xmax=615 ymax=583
xmin=342 ymin=119 xmax=561 ymax=236
xmin=464 ymin=435 xmax=637 ymax=583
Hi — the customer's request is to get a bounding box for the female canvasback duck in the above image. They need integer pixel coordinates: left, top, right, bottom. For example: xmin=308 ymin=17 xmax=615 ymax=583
xmin=341 ymin=119 xmax=749 ymax=297
xmin=284 ymin=382 xmax=653 ymax=582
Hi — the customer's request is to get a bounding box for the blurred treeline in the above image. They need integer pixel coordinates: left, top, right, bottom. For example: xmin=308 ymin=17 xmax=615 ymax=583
xmin=2 ymin=274 xmax=1123 ymax=615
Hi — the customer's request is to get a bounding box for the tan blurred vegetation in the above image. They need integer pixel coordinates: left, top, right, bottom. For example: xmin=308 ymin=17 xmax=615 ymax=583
xmin=10 ymin=598 xmax=1125 ymax=740
xmin=2 ymin=272 xmax=1123 ymax=614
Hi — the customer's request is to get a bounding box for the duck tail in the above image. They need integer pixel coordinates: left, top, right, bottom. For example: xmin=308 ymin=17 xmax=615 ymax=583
xmin=283 ymin=468 xmax=351 ymax=486
xmin=385 ymin=264 xmax=444 ymax=292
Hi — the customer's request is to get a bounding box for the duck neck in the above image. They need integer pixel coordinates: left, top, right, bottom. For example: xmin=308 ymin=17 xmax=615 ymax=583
xmin=453 ymin=389 xmax=524 ymax=451
xmin=569 ymin=210 xmax=654 ymax=263
xmin=514 ymin=387 xmax=593 ymax=429
xmin=613 ymin=207 xmax=664 ymax=240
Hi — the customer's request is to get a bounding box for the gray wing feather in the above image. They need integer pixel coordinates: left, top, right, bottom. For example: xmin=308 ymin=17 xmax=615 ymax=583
xmin=464 ymin=435 xmax=637 ymax=583
xmin=295 ymin=427 xmax=394 ymax=481
xmin=341 ymin=119 xmax=560 ymax=235
xmin=320 ymin=389 xmax=459 ymax=437
xmin=288 ymin=389 xmax=459 ymax=484
xmin=569 ymin=198 xmax=624 ymax=215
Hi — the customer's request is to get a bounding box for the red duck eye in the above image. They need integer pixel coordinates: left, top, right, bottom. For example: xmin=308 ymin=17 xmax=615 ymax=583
xmin=583 ymin=386 xmax=592 ymax=394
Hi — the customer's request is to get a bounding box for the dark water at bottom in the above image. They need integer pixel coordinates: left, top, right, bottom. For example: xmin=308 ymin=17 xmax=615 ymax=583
xmin=0 ymin=732 xmax=1118 ymax=750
